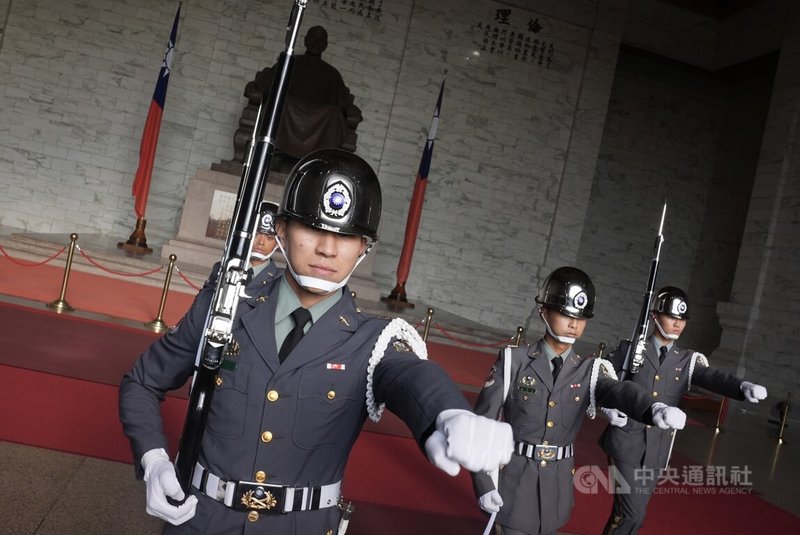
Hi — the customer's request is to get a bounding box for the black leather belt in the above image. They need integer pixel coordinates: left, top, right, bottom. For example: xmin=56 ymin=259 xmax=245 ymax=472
xmin=515 ymin=440 xmax=574 ymax=462
xmin=191 ymin=462 xmax=341 ymax=513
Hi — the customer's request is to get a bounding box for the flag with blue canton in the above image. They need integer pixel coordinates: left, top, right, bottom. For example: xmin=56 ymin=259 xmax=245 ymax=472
xmin=132 ymin=5 xmax=181 ymax=218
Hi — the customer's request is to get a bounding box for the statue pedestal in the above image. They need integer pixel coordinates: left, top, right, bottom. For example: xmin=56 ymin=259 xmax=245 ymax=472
xmin=162 ymin=167 xmax=381 ymax=301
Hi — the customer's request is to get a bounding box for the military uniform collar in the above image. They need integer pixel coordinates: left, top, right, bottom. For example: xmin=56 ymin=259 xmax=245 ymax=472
xmin=275 ymin=275 xmax=342 ymax=325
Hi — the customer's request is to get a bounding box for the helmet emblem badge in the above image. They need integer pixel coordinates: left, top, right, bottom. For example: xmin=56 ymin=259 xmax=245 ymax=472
xmin=322 ymin=181 xmax=352 ymax=219
xmin=573 ymin=291 xmax=588 ymax=310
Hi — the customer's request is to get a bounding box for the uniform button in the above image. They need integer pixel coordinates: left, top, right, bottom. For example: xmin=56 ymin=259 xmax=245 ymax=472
xmin=261 ymin=431 xmax=273 ymax=443
xmin=548 ymin=400 xmax=556 ymax=407
xmin=247 ymin=511 xmax=259 ymax=522
xmin=540 ymin=460 xmax=547 ymax=467
xmin=574 ymin=396 xmax=580 ymax=402
xmin=655 ymin=375 xmax=660 ymax=381
xmin=326 ymin=530 xmax=334 ymax=535
xmin=647 ymin=425 xmax=652 ymax=429
xmin=215 ymin=376 xmax=223 ymax=387
xmin=542 ymin=440 xmax=549 ymax=445
xmin=255 ymin=471 xmax=266 ymax=483
xmin=571 ymin=467 xmax=576 ymax=475
xmin=652 ymin=392 xmax=658 ymax=397
xmin=675 ymin=376 xmax=680 ymax=381
xmin=523 ymin=395 xmax=529 ymax=401
xmin=266 ymin=390 xmax=279 ymax=402
xmin=546 ymin=420 xmax=554 ymax=428
xmin=327 ymin=390 xmax=336 ymax=400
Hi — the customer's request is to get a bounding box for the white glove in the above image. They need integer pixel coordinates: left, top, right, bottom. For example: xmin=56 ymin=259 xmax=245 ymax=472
xmin=740 ymin=381 xmax=767 ymax=403
xmin=478 ymin=489 xmax=504 ymax=514
xmin=599 ymin=407 xmax=628 ymax=427
xmin=141 ymin=448 xmax=198 ymax=525
xmin=424 ymin=409 xmax=513 ymax=476
xmin=650 ymin=402 xmax=686 ymax=430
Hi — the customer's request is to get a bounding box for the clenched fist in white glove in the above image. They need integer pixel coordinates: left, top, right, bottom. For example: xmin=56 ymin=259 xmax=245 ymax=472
xmin=599 ymin=407 xmax=628 ymax=427
xmin=740 ymin=381 xmax=767 ymax=403
xmin=650 ymin=402 xmax=686 ymax=430
xmin=424 ymin=409 xmax=513 ymax=476
xmin=478 ymin=489 xmax=504 ymax=514
xmin=142 ymin=448 xmax=197 ymax=525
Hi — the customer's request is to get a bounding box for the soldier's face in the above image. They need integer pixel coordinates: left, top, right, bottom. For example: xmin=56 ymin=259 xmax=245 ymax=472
xmin=654 ymin=313 xmax=686 ymax=339
xmin=277 ymin=218 xmax=366 ymax=292
xmin=544 ymin=309 xmax=587 ymax=340
xmin=250 ymin=232 xmax=276 ymax=265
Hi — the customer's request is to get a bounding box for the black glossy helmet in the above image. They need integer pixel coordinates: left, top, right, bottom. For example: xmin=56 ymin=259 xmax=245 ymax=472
xmin=257 ymin=201 xmax=278 ymax=235
xmin=535 ymin=266 xmax=595 ymax=319
xmin=652 ymin=286 xmax=689 ymax=319
xmin=279 ymin=149 xmax=381 ymax=240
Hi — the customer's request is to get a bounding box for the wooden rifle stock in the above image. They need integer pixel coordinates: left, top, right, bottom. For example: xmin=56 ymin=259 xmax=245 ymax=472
xmin=619 ymin=202 xmax=666 ymax=380
xmin=174 ymin=0 xmax=308 ymax=493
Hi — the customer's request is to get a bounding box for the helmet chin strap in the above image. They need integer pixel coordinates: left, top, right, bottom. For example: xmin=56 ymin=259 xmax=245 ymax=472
xmin=275 ymin=235 xmax=371 ymax=294
xmin=539 ymin=309 xmax=575 ymax=345
xmin=653 ymin=316 xmax=679 ymax=340
xmin=250 ymin=245 xmax=278 ymax=262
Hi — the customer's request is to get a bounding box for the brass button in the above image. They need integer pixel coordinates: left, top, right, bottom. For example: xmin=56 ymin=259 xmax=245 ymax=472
xmin=215 ymin=377 xmax=223 ymax=387
xmin=540 ymin=460 xmax=547 ymax=467
xmin=326 ymin=530 xmax=334 ymax=535
xmin=261 ymin=431 xmax=273 ymax=443
xmin=255 ymin=471 xmax=266 ymax=483
xmin=546 ymin=420 xmax=554 ymax=428
xmin=655 ymin=375 xmax=660 ymax=381
xmin=542 ymin=440 xmax=549 ymax=445
xmin=574 ymin=396 xmax=580 ymax=402
xmin=652 ymin=392 xmax=658 ymax=397
xmin=266 ymin=390 xmax=279 ymax=402
xmin=247 ymin=511 xmax=259 ymax=522
xmin=523 ymin=395 xmax=528 ymax=401
xmin=647 ymin=425 xmax=652 ymax=429
xmin=548 ymin=400 xmax=556 ymax=407
xmin=675 ymin=376 xmax=680 ymax=381
xmin=327 ymin=390 xmax=336 ymax=400
xmin=571 ymin=467 xmax=576 ymax=475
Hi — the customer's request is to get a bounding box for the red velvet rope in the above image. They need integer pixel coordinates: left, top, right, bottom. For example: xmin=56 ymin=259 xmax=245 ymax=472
xmin=0 ymin=244 xmax=66 ymax=267
xmin=432 ymin=321 xmax=512 ymax=348
xmin=176 ymin=268 xmax=201 ymax=291
xmin=77 ymin=247 xmax=165 ymax=277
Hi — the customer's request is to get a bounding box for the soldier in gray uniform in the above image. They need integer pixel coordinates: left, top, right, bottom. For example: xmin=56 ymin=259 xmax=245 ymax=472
xmin=471 ymin=267 xmax=687 ymax=535
xmin=599 ymin=286 xmax=768 ymax=534
xmin=119 ymin=149 xmax=514 ymax=534
xmin=203 ymin=201 xmax=282 ymax=293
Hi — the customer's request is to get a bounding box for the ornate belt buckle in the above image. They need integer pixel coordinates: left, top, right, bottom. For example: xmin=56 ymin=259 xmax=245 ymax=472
xmin=534 ymin=444 xmax=558 ymax=461
xmin=234 ymin=482 xmax=285 ymax=513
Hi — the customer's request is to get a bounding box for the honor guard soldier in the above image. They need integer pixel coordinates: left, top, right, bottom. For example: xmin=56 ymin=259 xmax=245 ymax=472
xmin=471 ymin=267 xmax=687 ymax=535
xmin=119 ymin=149 xmax=513 ymax=534
xmin=599 ymin=286 xmax=768 ymax=534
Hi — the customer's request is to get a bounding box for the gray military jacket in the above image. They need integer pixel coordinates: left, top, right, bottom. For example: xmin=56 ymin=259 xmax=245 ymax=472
xmin=600 ymin=337 xmax=745 ymax=468
xmin=472 ymin=339 xmax=657 ymax=534
xmin=119 ymin=272 xmax=469 ymax=534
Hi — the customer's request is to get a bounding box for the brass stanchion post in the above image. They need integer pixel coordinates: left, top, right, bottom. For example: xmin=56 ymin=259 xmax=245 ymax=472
xmin=513 ymin=326 xmax=524 ymax=347
xmin=47 ymin=233 xmax=78 ymax=313
xmin=422 ymin=307 xmax=434 ymax=342
xmin=778 ymin=392 xmax=791 ymax=445
xmin=714 ymin=395 xmax=728 ymax=434
xmin=146 ymin=254 xmax=177 ymax=333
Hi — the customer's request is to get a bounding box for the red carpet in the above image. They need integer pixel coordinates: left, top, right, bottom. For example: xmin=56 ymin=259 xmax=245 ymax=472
xmin=2 ymin=300 xmax=799 ymax=533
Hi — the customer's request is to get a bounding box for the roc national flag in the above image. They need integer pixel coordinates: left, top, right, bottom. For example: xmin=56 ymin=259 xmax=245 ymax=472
xmin=132 ymin=5 xmax=180 ymax=218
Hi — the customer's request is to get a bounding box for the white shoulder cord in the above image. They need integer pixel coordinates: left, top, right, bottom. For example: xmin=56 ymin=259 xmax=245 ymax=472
xmin=366 ymin=318 xmax=427 ymax=422
xmin=687 ymin=351 xmax=709 ymax=392
xmin=588 ymin=358 xmax=618 ymax=419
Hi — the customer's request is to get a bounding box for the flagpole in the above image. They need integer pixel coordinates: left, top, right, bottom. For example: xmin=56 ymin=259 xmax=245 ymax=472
xmin=119 ymin=3 xmax=182 ymax=255
xmin=382 ymin=72 xmax=445 ymax=309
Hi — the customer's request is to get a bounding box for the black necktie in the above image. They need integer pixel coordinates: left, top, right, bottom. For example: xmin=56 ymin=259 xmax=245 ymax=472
xmin=659 ymin=345 xmax=668 ymax=365
xmin=551 ymin=355 xmax=563 ymax=382
xmin=279 ymin=307 xmax=312 ymax=363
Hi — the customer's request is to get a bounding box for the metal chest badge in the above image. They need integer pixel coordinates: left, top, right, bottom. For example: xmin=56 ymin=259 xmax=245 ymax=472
xmin=323 ymin=181 xmax=352 ymax=218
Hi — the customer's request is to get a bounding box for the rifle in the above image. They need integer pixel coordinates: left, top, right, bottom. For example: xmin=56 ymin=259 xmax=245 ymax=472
xmin=619 ymin=201 xmax=667 ymax=380
xmin=174 ymin=0 xmax=308 ymax=493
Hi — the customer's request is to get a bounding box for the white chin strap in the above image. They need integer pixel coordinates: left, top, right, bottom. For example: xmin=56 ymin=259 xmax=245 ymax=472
xmin=275 ymin=235 xmax=371 ymax=294
xmin=250 ymin=245 xmax=278 ymax=262
xmin=540 ymin=310 xmax=575 ymax=345
xmin=654 ymin=317 xmax=679 ymax=340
